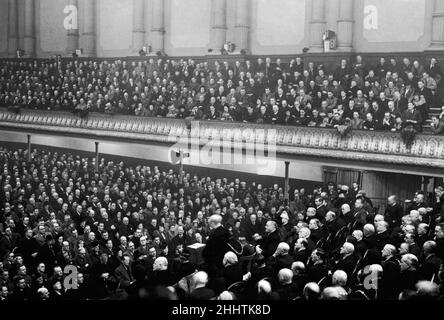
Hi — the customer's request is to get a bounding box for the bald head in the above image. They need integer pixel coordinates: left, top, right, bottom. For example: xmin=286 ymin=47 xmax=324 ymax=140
xmin=276 ymin=242 xmax=290 ymax=256
xmin=340 ymin=242 xmax=355 ymax=256
xmin=416 ymin=281 xmax=439 ymax=299
xmin=265 ymin=220 xmax=277 ymax=233
xmin=223 ymin=251 xmax=238 ymax=267
xmin=291 ymin=261 xmax=305 ymax=274
xmin=209 ymin=214 xmax=222 ymax=229
xmin=193 ymin=271 xmax=209 ymax=288
xmin=382 ymin=244 xmax=397 ymax=259
xmin=321 ymin=287 xmax=340 ymax=300
xmin=218 ymin=291 xmax=234 ymax=300
xmin=257 ymin=280 xmax=271 ymax=294
xmin=363 ymin=224 xmax=375 ymax=237
xmin=352 ymin=230 xmax=363 ymax=241
xmin=423 ymin=240 xmax=436 ymax=255
xmin=278 ymin=268 xmax=293 ymax=285
xmin=332 ymin=270 xmax=348 ymax=287
xmin=153 ymin=257 xmax=168 ymax=271
xmin=303 ymin=282 xmax=321 ymax=300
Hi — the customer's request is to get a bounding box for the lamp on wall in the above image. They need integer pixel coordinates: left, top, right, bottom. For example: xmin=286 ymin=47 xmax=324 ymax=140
xmin=322 ymin=30 xmax=336 ymax=52
xmin=16 ymin=49 xmax=24 ymax=58
xmin=221 ymin=42 xmax=236 ymax=55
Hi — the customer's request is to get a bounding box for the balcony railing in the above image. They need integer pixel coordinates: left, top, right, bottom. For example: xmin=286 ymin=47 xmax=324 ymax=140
xmin=0 ymin=107 xmax=443 ymax=169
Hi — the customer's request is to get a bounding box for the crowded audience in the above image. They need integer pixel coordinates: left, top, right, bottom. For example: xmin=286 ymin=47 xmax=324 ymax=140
xmin=1 ymin=56 xmax=444 ymax=135
xmin=0 ymin=145 xmax=443 ymax=301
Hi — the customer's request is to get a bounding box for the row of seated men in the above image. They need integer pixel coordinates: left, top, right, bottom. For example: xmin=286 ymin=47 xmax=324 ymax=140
xmin=1 ymin=56 xmax=444 ymax=134
xmin=0 ymin=146 xmax=444 ymax=300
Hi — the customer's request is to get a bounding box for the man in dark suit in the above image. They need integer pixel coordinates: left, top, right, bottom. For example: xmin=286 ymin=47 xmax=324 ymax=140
xmin=325 ymin=211 xmax=346 ymax=240
xmin=114 ymin=255 xmax=134 ymax=289
xmin=202 ymin=214 xmax=230 ymax=273
xmin=419 ymin=241 xmax=442 ymax=281
xmin=353 ymin=197 xmax=370 ymax=230
xmin=399 ymin=253 xmax=420 ymax=291
xmin=275 ymin=268 xmax=299 ymax=300
xmin=380 ymin=244 xmax=401 ymax=300
xmin=293 ymin=238 xmax=309 ymax=264
xmin=189 ymin=271 xmax=215 ymax=300
xmin=240 ymin=214 xmax=264 ymax=243
xmin=267 ymin=242 xmax=294 ymax=274
xmin=375 ymin=220 xmax=392 ymax=251
xmin=434 ymin=223 xmax=444 ymax=261
xmin=0 ymin=227 xmax=19 ymax=259
xmin=401 ymin=102 xmax=422 ymax=131
xmin=335 ymin=242 xmax=357 ymax=277
xmin=256 ymin=221 xmax=281 ymax=259
xmin=384 ymin=195 xmax=404 ymax=228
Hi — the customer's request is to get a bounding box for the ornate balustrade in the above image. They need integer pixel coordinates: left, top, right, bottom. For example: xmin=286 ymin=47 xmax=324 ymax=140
xmin=0 ymin=107 xmax=443 ymax=169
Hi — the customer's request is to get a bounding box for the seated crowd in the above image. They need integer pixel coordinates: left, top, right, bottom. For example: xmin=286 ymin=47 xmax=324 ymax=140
xmin=1 ymin=146 xmax=444 ymax=301
xmin=1 ymin=56 xmax=444 ymax=134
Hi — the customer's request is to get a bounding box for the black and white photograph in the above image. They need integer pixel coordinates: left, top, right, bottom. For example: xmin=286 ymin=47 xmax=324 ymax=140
xmin=0 ymin=0 xmax=443 ymax=314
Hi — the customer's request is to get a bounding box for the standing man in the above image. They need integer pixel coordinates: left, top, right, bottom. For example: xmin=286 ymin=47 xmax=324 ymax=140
xmin=256 ymin=221 xmax=281 ymax=259
xmin=202 ymin=215 xmax=230 ymax=275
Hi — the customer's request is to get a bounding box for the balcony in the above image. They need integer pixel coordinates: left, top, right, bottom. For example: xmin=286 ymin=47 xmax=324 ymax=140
xmin=0 ymin=107 xmax=443 ymax=174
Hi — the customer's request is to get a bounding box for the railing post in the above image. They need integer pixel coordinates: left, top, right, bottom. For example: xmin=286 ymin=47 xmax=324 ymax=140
xmin=179 ymin=154 xmax=184 ymax=181
xmin=95 ymin=141 xmax=99 ymax=172
xmin=27 ymin=134 xmax=31 ymax=161
xmin=284 ymin=161 xmax=290 ymax=204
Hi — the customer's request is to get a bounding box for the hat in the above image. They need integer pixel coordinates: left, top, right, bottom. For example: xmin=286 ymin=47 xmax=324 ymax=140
xmin=45 ymin=234 xmax=54 ymax=242
xmin=91 ymin=240 xmax=99 ymax=248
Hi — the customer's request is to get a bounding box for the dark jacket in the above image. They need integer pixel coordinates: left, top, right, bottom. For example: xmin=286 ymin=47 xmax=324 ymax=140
xmin=418 ymin=254 xmax=442 ymax=281
xmin=384 ymin=203 xmax=403 ymax=227
xmin=380 ymin=256 xmax=401 ymax=300
xmin=335 ymin=254 xmax=357 ymax=276
xmin=114 ymin=263 xmax=134 ymax=288
xmin=223 ymin=263 xmax=244 ymax=288
xmin=189 ymin=287 xmax=215 ymax=300
xmin=267 ymin=254 xmax=294 ymax=275
xmin=202 ymin=226 xmax=230 ymax=268
xmin=258 ymin=230 xmax=281 ymax=259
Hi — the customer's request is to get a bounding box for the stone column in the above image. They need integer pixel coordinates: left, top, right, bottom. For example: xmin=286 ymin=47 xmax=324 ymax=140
xmin=309 ymin=0 xmax=326 ymax=52
xmin=23 ymin=0 xmax=36 ymax=57
xmin=95 ymin=142 xmax=99 ymax=172
xmin=234 ymin=0 xmax=250 ymax=53
xmin=82 ymin=0 xmax=96 ymax=56
xmin=8 ymin=0 xmax=18 ymax=56
xmin=67 ymin=0 xmax=79 ymax=55
xmin=151 ymin=0 xmax=165 ymax=53
xmin=430 ymin=0 xmax=444 ymax=48
xmin=209 ymin=0 xmax=227 ymax=53
xmin=337 ymin=0 xmax=354 ymax=51
xmin=284 ymin=161 xmax=290 ymax=202
xmin=133 ymin=0 xmax=145 ymax=54
xmin=27 ymin=134 xmax=31 ymax=162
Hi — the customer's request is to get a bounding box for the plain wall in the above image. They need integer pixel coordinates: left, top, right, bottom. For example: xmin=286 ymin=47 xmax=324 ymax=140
xmin=0 ymin=0 xmax=436 ymax=57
